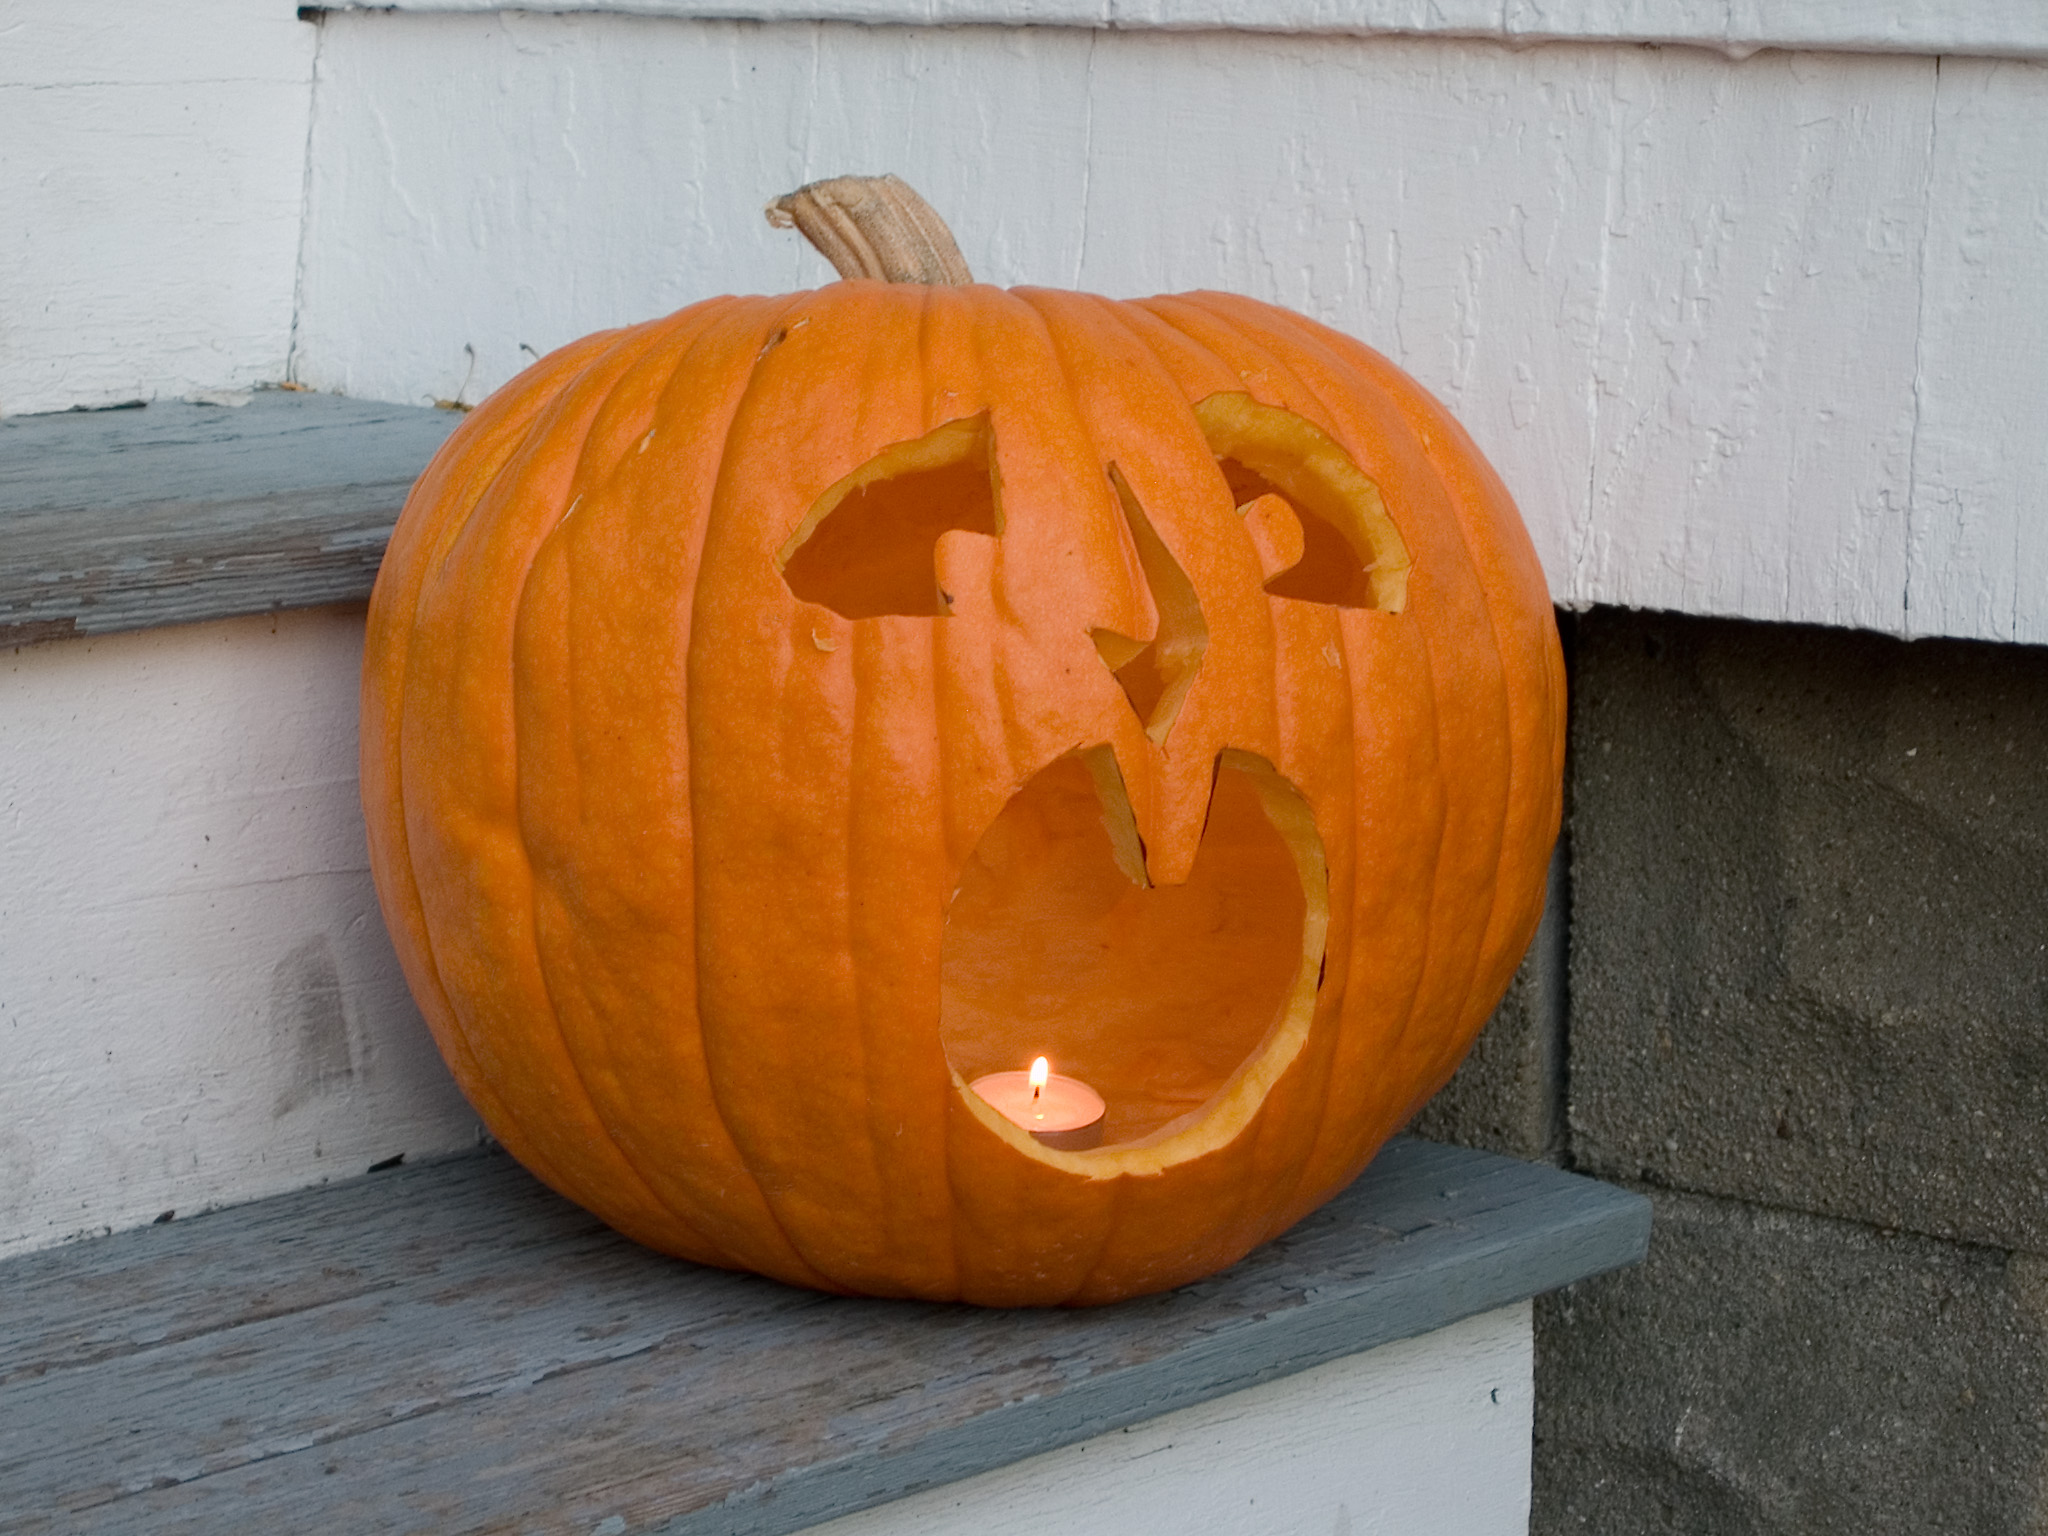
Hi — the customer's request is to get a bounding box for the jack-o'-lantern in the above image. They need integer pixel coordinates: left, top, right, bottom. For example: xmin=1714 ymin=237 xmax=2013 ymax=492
xmin=360 ymin=176 xmax=1564 ymax=1305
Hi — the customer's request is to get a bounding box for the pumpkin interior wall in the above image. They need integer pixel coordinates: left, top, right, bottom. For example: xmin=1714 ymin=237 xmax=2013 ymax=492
xmin=940 ymin=753 xmax=1306 ymax=1146
xmin=1220 ymin=459 xmax=1370 ymax=608
xmin=779 ymin=451 xmax=998 ymax=619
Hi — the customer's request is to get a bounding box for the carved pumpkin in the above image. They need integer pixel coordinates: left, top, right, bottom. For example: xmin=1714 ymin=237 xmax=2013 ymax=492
xmin=360 ymin=177 xmax=1563 ymax=1305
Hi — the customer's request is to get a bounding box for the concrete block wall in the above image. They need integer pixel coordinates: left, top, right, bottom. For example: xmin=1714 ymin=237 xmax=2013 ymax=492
xmin=1416 ymin=607 xmax=2048 ymax=1532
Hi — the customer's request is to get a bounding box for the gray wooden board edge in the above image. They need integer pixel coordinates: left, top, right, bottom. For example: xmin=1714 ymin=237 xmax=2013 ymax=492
xmin=0 ymin=1137 xmax=1648 ymax=1535
xmin=0 ymin=1154 xmax=609 ymax=1385
xmin=694 ymin=1152 xmax=1643 ymax=1536
xmin=0 ymin=393 xmax=458 ymax=643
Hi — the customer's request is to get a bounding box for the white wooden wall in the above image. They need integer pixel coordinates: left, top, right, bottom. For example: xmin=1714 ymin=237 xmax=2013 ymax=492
xmin=0 ymin=1 xmax=313 ymax=417
xmin=0 ymin=610 xmax=478 ymax=1257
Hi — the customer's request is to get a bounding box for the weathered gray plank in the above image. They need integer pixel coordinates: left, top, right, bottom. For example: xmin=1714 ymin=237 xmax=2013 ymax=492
xmin=0 ymin=1155 xmax=599 ymax=1388
xmin=0 ymin=394 xmax=457 ymax=644
xmin=0 ymin=1138 xmax=1647 ymax=1535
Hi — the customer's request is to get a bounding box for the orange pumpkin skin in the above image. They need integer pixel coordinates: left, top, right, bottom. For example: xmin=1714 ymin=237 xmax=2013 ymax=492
xmin=360 ymin=280 xmax=1564 ymax=1306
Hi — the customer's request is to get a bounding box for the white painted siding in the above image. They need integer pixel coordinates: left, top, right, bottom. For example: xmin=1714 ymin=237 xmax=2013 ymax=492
xmin=1905 ymin=57 xmax=2048 ymax=643
xmin=292 ymin=13 xmax=2048 ymax=642
xmin=0 ymin=1 xmax=315 ymax=417
xmin=799 ymin=1303 xmax=1534 ymax=1536
xmin=1576 ymin=49 xmax=1930 ymax=634
xmin=335 ymin=0 xmax=2048 ymax=63
xmin=0 ymin=608 xmax=479 ymax=1259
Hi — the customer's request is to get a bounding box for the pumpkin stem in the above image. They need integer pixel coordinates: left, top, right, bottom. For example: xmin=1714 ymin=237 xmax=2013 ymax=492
xmin=766 ymin=175 xmax=974 ymax=285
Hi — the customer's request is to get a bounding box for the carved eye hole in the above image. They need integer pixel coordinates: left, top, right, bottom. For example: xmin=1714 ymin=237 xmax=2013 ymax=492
xmin=778 ymin=413 xmax=1000 ymax=619
xmin=1192 ymin=393 xmax=1411 ymax=612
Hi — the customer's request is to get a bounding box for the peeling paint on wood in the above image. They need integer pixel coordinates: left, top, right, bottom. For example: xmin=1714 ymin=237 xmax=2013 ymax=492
xmin=0 ymin=394 xmax=458 ymax=642
xmin=0 ymin=1137 xmax=1645 ymax=1534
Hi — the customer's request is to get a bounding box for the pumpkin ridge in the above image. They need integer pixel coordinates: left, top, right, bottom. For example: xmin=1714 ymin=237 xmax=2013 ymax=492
xmin=1253 ymin=600 xmax=1360 ymax=1240
xmin=1303 ymin=609 xmax=1363 ymax=1206
xmin=1060 ymin=1149 xmax=1131 ymax=1306
xmin=1379 ymin=400 xmax=1537 ymax=1085
xmin=397 ymin=328 xmax=676 ymax=1201
xmin=914 ymin=282 xmax=970 ymax=1298
xmin=581 ymin=296 xmax=858 ymax=1284
xmin=843 ymin=615 xmax=961 ymax=1295
xmin=426 ymin=311 xmax=777 ymax=1260
xmin=1214 ymin=304 xmax=1489 ymax=1198
xmin=1131 ymin=294 xmax=1471 ymax=1216
xmin=683 ymin=287 xmax=911 ymax=1288
xmin=372 ymin=333 xmax=629 ymax=1201
xmin=604 ymin=303 xmax=829 ymax=1274
xmin=906 ymin=282 xmax=971 ymax=1298
xmin=1271 ymin=310 xmax=1563 ymax=1057
xmin=1224 ymin=299 xmax=1549 ymax=1187
xmin=1213 ymin=297 xmax=1545 ymax=1112
xmin=510 ymin=314 xmax=786 ymax=1271
xmin=663 ymin=294 xmax=863 ymax=1286
xmin=493 ymin=326 xmax=744 ymax=1259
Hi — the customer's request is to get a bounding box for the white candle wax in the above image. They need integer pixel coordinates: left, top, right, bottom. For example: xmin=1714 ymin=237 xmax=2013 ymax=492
xmin=969 ymin=1060 xmax=1106 ymax=1151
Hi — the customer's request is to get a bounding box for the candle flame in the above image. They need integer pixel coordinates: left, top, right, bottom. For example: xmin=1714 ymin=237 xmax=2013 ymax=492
xmin=1029 ymin=1055 xmax=1049 ymax=1101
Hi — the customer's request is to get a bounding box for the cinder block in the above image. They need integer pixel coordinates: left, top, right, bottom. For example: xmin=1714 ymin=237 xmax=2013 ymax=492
xmin=1533 ymin=1187 xmax=2048 ymax=1536
xmin=1409 ymin=844 xmax=1567 ymax=1162
xmin=1568 ymin=612 xmax=2048 ymax=1253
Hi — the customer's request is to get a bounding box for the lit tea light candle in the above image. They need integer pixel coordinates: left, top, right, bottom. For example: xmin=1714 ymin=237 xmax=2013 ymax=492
xmin=969 ymin=1056 xmax=1106 ymax=1151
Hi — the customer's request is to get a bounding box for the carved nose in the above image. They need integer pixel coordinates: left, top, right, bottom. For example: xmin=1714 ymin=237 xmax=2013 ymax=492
xmin=1089 ymin=465 xmax=1210 ymax=745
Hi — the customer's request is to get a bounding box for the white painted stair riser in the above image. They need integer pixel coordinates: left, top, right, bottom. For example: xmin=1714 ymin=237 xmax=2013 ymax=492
xmin=797 ymin=1303 xmax=1534 ymax=1536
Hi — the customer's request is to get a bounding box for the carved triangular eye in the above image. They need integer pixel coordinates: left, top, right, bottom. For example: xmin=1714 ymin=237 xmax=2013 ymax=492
xmin=778 ymin=414 xmax=1000 ymax=619
xmin=1193 ymin=394 xmax=1410 ymax=612
xmin=1091 ymin=465 xmax=1209 ymax=745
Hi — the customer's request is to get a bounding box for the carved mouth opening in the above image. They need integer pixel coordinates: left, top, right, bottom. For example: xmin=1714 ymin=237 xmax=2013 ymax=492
xmin=940 ymin=747 xmax=1328 ymax=1168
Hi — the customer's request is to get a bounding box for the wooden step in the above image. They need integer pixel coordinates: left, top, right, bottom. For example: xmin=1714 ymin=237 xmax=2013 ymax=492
xmin=0 ymin=1136 xmax=1646 ymax=1535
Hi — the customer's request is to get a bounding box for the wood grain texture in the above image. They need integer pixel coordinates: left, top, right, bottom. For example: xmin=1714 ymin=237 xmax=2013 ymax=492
xmin=1575 ymin=48 xmax=1931 ymax=635
xmin=0 ymin=1137 xmax=1648 ymax=1536
xmin=0 ymin=393 xmax=458 ymax=644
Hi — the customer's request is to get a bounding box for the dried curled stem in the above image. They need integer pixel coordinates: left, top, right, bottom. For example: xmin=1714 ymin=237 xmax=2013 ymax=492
xmin=766 ymin=174 xmax=974 ymax=285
